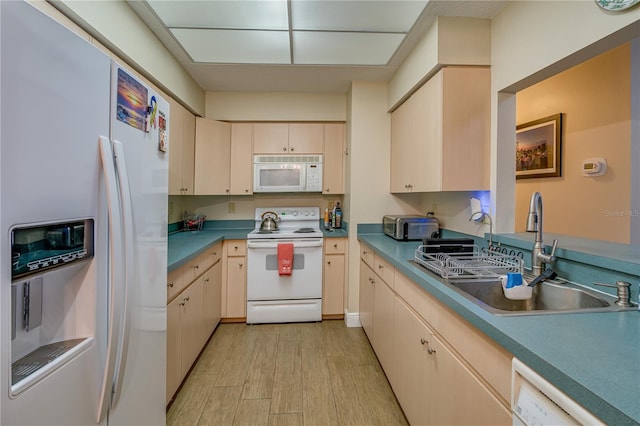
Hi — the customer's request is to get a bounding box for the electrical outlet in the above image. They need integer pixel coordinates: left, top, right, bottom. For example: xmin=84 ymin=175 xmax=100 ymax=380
xmin=228 ymin=202 xmax=236 ymax=213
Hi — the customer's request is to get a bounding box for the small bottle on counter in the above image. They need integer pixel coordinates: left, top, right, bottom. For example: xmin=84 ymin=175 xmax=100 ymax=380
xmin=335 ymin=202 xmax=342 ymax=228
xmin=324 ymin=208 xmax=330 ymax=229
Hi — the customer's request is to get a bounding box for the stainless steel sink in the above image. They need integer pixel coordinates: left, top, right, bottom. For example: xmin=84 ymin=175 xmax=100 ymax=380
xmin=445 ymin=278 xmax=637 ymax=316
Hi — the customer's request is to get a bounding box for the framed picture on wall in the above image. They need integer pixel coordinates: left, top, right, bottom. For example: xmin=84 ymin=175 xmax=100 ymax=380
xmin=516 ymin=113 xmax=563 ymax=179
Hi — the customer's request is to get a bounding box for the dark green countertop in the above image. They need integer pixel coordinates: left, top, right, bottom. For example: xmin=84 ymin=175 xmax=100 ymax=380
xmin=357 ymin=231 xmax=640 ymax=426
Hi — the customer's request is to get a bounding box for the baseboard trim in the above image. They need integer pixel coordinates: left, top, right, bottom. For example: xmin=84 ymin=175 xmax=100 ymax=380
xmin=344 ymin=310 xmax=361 ymax=328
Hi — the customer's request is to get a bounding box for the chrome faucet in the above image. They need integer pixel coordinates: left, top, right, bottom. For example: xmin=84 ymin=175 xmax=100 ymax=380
xmin=526 ymin=192 xmax=558 ymax=276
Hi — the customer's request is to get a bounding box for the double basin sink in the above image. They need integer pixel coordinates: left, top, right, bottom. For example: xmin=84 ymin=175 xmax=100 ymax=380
xmin=427 ymin=270 xmax=637 ymax=316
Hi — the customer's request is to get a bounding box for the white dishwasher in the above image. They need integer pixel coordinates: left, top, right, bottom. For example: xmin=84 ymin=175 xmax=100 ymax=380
xmin=511 ymin=358 xmax=605 ymax=426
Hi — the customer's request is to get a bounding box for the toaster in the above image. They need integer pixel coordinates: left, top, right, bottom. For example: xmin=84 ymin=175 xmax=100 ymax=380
xmin=383 ymin=215 xmax=440 ymax=241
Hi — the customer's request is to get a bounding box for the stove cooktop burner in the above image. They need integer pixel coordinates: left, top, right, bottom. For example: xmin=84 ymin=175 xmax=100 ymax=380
xmin=294 ymin=227 xmax=316 ymax=233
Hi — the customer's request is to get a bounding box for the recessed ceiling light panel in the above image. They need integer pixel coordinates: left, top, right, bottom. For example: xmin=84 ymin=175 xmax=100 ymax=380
xmin=291 ymin=0 xmax=428 ymax=32
xmin=148 ymin=0 xmax=289 ymax=30
xmin=293 ymin=31 xmax=405 ymax=65
xmin=171 ymin=28 xmax=291 ymax=64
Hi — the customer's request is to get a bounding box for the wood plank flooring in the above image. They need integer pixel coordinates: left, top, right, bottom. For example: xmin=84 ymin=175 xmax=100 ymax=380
xmin=167 ymin=321 xmax=408 ymax=426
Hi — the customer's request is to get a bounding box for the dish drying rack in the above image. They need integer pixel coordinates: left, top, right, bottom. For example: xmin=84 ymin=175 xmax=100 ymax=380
xmin=183 ymin=211 xmax=206 ymax=231
xmin=414 ymin=245 xmax=523 ymax=280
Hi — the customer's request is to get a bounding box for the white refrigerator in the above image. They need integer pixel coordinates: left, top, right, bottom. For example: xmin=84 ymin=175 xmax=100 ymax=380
xmin=1 ymin=1 xmax=168 ymax=424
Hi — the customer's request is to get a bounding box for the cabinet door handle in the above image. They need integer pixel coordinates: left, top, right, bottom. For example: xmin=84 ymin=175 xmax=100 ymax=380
xmin=420 ymin=338 xmax=428 ymax=345
xmin=226 ymin=189 xmax=230 ymax=193
xmin=326 ymin=188 xmax=330 ymax=192
xmin=204 ymin=277 xmax=210 ymax=283
xmin=179 ymin=296 xmax=190 ymax=306
xmin=290 ymin=146 xmax=295 ymax=152
xmin=239 ymin=263 xmax=243 ymax=268
xmin=327 ymin=261 xmax=331 ymax=265
xmin=333 ymin=243 xmax=338 ymax=248
xmin=245 ymin=189 xmax=249 ymax=193
xmin=283 ymin=146 xmax=288 ymax=152
xmin=168 ymin=282 xmax=174 ymax=288
xmin=427 ymin=346 xmax=436 ymax=355
xmin=193 ymin=265 xmax=199 ymax=270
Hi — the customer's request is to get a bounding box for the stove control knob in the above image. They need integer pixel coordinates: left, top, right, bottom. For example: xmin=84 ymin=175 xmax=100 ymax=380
xmin=304 ymin=211 xmax=309 ymax=216
xmin=292 ymin=211 xmax=298 ymax=216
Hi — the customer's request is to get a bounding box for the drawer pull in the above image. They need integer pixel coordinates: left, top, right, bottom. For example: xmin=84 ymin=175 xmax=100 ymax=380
xmin=333 ymin=243 xmax=338 ymax=248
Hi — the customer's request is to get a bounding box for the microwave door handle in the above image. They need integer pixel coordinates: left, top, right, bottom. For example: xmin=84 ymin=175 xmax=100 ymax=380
xmin=97 ymin=136 xmax=125 ymax=423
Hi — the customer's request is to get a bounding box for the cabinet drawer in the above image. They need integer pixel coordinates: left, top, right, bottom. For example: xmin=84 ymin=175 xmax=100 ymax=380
xmin=373 ymin=254 xmax=395 ymax=288
xmin=167 ymin=267 xmax=185 ymax=302
xmin=203 ymin=242 xmax=222 ymax=267
xmin=360 ymin=244 xmax=375 ymax=267
xmin=226 ymin=240 xmax=246 ymax=257
xmin=325 ymin=238 xmax=346 ymax=254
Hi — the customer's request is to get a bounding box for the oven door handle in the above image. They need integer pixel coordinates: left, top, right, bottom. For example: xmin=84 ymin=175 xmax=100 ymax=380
xmin=247 ymin=238 xmax=324 ymax=249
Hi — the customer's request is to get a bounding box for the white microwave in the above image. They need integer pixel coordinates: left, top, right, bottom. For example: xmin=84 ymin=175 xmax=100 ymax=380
xmin=253 ymin=155 xmax=323 ymax=193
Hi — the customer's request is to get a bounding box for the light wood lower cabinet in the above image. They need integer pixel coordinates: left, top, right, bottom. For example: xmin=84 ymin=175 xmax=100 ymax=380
xmin=222 ymin=240 xmax=247 ymax=320
xmin=393 ymin=298 xmax=511 ymax=425
xmin=322 ymin=238 xmax=347 ymax=317
xmin=360 ymin=242 xmax=511 ymax=425
xmin=166 ymin=242 xmax=222 ymax=405
xmin=202 ymin=261 xmax=222 ymax=342
xmin=359 ymin=260 xmax=375 ymax=338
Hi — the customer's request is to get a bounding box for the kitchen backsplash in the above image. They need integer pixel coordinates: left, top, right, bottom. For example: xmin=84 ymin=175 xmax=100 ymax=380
xmin=169 ymin=194 xmax=344 ymax=223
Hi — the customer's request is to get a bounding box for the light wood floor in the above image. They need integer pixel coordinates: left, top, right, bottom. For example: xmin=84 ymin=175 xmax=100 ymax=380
xmin=167 ymin=320 xmax=408 ymax=426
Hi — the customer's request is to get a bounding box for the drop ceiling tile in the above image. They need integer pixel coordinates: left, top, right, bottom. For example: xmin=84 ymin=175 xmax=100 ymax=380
xmin=290 ymin=0 xmax=428 ymax=32
xmin=147 ymin=0 xmax=289 ymax=30
xmin=171 ymin=28 xmax=291 ymax=64
xmin=293 ymin=31 xmax=405 ymax=65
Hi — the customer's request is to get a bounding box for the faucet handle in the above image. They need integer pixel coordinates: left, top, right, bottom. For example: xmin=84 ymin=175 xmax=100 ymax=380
xmin=538 ymin=239 xmax=558 ymax=265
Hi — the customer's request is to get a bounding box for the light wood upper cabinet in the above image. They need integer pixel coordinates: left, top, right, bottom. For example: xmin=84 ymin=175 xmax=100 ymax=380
xmin=253 ymin=123 xmax=323 ymax=154
xmin=168 ymin=99 xmax=195 ymax=195
xmin=194 ymin=117 xmax=231 ymax=195
xmin=390 ymin=66 xmax=490 ymax=193
xmin=229 ymin=123 xmax=253 ymax=195
xmin=288 ymin=123 xmax=323 ymax=153
xmin=323 ymin=123 xmax=345 ymax=194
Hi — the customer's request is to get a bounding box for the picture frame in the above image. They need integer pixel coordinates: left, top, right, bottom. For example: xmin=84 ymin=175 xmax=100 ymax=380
xmin=516 ymin=113 xmax=562 ymax=179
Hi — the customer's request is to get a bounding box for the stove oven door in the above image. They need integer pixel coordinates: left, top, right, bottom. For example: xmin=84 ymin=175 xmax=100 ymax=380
xmin=246 ymin=238 xmax=323 ymax=323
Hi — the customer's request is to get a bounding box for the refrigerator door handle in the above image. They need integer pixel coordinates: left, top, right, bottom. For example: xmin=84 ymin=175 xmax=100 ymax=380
xmin=110 ymin=140 xmax=134 ymax=410
xmin=97 ymin=136 xmax=125 ymax=423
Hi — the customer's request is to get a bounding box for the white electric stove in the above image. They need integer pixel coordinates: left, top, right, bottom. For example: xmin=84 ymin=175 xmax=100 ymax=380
xmin=246 ymin=207 xmax=324 ymax=324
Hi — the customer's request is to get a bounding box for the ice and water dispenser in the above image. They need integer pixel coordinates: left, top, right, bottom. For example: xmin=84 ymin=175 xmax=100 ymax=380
xmin=10 ymin=219 xmax=95 ymax=394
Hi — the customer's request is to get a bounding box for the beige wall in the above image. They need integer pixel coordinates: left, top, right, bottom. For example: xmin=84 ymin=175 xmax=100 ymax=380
xmin=515 ymin=44 xmax=631 ymax=243
xmin=346 ymin=81 xmax=412 ymax=315
xmin=47 ymin=0 xmax=205 ymax=115
xmin=205 ymin=92 xmax=346 ymax=121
